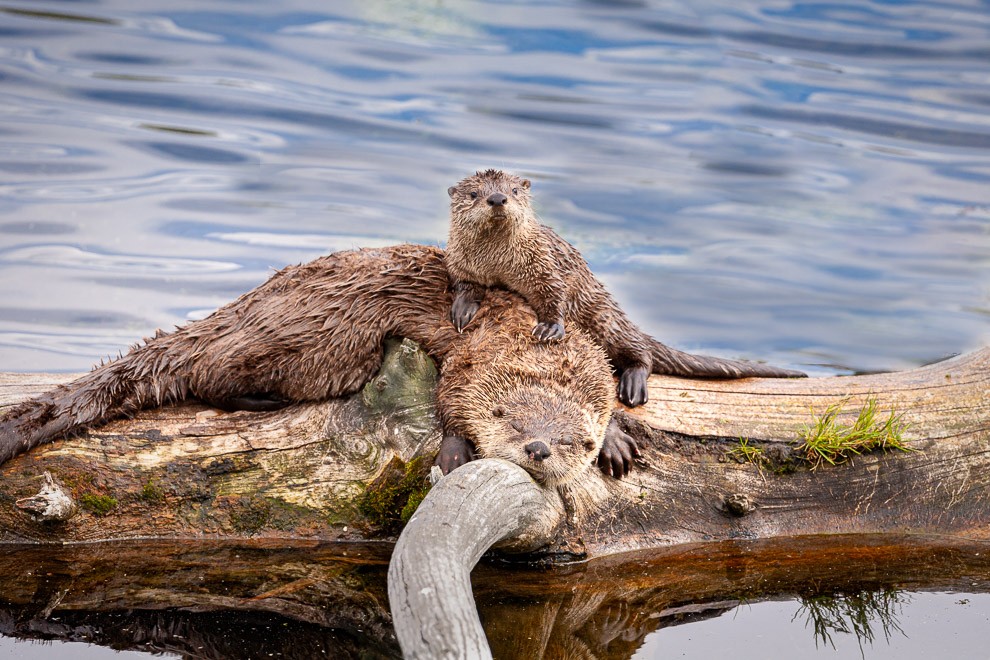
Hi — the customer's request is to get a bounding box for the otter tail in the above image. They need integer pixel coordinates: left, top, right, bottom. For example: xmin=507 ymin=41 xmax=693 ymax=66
xmin=649 ymin=340 xmax=806 ymax=379
xmin=0 ymin=349 xmax=187 ymax=465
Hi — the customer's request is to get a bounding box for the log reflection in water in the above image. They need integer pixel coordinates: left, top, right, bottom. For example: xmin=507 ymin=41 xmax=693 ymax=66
xmin=0 ymin=535 xmax=986 ymax=659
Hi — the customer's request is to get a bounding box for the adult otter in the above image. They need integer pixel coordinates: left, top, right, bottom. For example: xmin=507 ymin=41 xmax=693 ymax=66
xmin=445 ymin=169 xmax=805 ymax=407
xmin=0 ymin=245 xmax=636 ymax=480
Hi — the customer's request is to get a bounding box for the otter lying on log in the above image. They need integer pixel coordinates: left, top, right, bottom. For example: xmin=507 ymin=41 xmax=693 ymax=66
xmin=445 ymin=169 xmax=805 ymax=406
xmin=0 ymin=212 xmax=800 ymax=480
xmin=0 ymin=245 xmax=648 ymax=482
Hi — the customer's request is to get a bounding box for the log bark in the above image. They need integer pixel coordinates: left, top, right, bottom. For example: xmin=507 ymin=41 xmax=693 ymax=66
xmin=1 ymin=344 xmax=987 ymax=549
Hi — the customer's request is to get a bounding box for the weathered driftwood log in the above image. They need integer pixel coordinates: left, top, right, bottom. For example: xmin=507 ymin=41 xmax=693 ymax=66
xmin=389 ymin=460 xmax=564 ymax=659
xmin=2 ymin=343 xmax=987 ymax=550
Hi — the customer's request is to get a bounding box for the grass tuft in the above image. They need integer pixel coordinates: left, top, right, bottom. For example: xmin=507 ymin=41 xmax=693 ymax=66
xmin=726 ymin=437 xmax=767 ymax=468
xmin=797 ymin=397 xmax=911 ymax=469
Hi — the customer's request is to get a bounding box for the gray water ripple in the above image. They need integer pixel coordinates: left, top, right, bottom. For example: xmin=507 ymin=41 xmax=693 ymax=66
xmin=1 ymin=245 xmax=240 ymax=274
xmin=742 ymin=105 xmax=990 ymax=149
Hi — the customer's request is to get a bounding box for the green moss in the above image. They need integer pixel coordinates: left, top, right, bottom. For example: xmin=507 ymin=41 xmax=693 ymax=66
xmin=226 ymin=495 xmax=316 ymax=534
xmin=358 ymin=455 xmax=432 ymax=531
xmin=400 ymin=488 xmax=427 ymax=523
xmin=80 ymin=494 xmax=117 ymax=517
xmin=797 ymin=397 xmax=912 ymax=470
xmin=139 ymin=481 xmax=165 ymax=504
xmin=228 ymin=496 xmax=273 ymax=533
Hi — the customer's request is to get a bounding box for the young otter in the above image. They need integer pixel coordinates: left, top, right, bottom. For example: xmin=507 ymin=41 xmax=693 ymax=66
xmin=0 ymin=245 xmax=636 ymax=481
xmin=445 ymin=169 xmax=805 ymax=407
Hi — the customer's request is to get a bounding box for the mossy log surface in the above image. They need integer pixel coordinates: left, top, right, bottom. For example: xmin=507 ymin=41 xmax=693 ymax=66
xmin=1 ymin=343 xmax=988 ymax=553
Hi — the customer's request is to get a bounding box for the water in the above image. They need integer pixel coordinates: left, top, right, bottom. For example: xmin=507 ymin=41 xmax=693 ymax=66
xmin=0 ymin=0 xmax=988 ymax=657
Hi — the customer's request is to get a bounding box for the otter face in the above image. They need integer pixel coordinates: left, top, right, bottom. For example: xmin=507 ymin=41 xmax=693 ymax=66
xmin=447 ymin=169 xmax=532 ymax=228
xmin=471 ymin=387 xmax=604 ymax=488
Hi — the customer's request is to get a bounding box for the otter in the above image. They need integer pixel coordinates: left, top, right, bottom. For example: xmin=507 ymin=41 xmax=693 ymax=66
xmin=445 ymin=169 xmax=805 ymax=407
xmin=0 ymin=245 xmax=637 ymax=481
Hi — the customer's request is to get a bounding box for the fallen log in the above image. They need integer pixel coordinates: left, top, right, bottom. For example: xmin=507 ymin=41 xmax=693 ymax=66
xmin=2 ymin=343 xmax=988 ymax=657
xmin=2 ymin=344 xmax=986 ymax=550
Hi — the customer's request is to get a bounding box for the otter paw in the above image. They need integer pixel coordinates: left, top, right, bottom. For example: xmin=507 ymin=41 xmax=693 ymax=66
xmin=618 ymin=366 xmax=649 ymax=407
xmin=435 ymin=434 xmax=476 ymax=474
xmin=597 ymin=419 xmax=640 ymax=479
xmin=532 ymin=321 xmax=565 ymax=342
xmin=451 ymin=296 xmax=480 ymax=332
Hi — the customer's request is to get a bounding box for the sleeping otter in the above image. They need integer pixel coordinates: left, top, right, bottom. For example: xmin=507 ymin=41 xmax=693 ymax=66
xmin=0 ymin=245 xmax=637 ymax=482
xmin=445 ymin=169 xmax=805 ymax=407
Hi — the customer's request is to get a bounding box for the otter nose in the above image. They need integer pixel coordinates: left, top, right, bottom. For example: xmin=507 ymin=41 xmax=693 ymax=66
xmin=525 ymin=440 xmax=551 ymax=462
xmin=487 ymin=193 xmax=508 ymax=207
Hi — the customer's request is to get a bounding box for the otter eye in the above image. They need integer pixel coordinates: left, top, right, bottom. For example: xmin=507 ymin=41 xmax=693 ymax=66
xmin=470 ymin=191 xmax=478 ymax=199
xmin=512 ymin=188 xmax=518 ymax=195
xmin=509 ymin=420 xmax=524 ymax=433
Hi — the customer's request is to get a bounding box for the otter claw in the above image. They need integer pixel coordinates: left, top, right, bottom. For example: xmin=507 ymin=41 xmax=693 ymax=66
xmin=597 ymin=418 xmax=640 ymax=479
xmin=532 ymin=322 xmax=565 ymax=343
xmin=450 ymin=298 xmax=480 ymax=332
xmin=618 ymin=366 xmax=649 ymax=407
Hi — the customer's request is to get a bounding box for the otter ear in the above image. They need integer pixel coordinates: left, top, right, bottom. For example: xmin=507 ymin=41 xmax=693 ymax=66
xmin=447 ymin=186 xmax=457 ymax=198
xmin=521 ymin=179 xmax=531 ymax=190
xmin=492 ymin=406 xmax=505 ymax=418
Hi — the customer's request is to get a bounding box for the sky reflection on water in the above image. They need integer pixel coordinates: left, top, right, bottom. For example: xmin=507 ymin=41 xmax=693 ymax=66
xmin=0 ymin=0 xmax=987 ymax=374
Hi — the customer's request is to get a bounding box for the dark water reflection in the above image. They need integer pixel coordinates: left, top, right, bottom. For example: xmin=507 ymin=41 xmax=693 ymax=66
xmin=0 ymin=536 xmax=987 ymax=659
xmin=0 ymin=0 xmax=988 ymax=656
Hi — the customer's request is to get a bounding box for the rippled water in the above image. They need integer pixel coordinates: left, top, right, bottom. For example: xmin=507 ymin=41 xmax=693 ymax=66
xmin=0 ymin=0 xmax=988 ymax=657
xmin=1 ymin=0 xmax=988 ymax=375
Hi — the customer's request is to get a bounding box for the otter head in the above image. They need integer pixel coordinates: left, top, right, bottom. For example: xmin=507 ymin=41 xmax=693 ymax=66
xmin=447 ymin=169 xmax=534 ymax=231
xmin=471 ymin=386 xmax=605 ymax=488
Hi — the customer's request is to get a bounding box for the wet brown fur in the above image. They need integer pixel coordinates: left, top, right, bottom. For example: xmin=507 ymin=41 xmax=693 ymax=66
xmin=0 ymin=245 xmax=621 ymax=485
xmin=445 ymin=169 xmax=805 ymax=406
xmin=438 ymin=302 xmax=614 ymax=486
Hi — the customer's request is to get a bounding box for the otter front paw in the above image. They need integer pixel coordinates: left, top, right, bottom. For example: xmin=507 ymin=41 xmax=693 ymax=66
xmin=435 ymin=434 xmax=476 ymax=474
xmin=532 ymin=321 xmax=565 ymax=342
xmin=451 ymin=295 xmax=480 ymax=332
xmin=617 ymin=365 xmax=649 ymax=407
xmin=597 ymin=418 xmax=640 ymax=479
